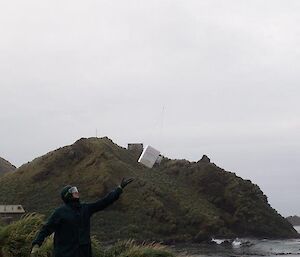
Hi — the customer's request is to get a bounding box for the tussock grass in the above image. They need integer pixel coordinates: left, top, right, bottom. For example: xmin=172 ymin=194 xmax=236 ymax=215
xmin=104 ymin=240 xmax=173 ymax=257
xmin=0 ymin=214 xmax=175 ymax=257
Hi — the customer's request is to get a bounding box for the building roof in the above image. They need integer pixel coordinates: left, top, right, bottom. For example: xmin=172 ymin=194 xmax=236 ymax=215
xmin=0 ymin=205 xmax=25 ymax=214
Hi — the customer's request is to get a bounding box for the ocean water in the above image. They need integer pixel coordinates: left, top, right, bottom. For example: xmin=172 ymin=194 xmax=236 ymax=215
xmin=172 ymin=227 xmax=300 ymax=257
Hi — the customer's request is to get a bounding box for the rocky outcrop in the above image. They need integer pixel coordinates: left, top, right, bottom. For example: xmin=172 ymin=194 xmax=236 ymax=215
xmin=198 ymin=155 xmax=211 ymax=163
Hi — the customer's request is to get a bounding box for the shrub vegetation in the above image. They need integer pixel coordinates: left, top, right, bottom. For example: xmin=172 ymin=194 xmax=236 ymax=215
xmin=0 ymin=214 xmax=174 ymax=257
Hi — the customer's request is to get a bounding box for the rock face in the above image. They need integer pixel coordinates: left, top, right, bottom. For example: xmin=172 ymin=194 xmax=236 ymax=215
xmin=198 ymin=155 xmax=211 ymax=163
xmin=0 ymin=137 xmax=297 ymax=242
xmin=0 ymin=157 xmax=16 ymax=176
xmin=287 ymin=216 xmax=300 ymax=226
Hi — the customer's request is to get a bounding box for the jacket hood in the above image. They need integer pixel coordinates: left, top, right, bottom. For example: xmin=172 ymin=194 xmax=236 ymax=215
xmin=61 ymin=185 xmax=73 ymax=203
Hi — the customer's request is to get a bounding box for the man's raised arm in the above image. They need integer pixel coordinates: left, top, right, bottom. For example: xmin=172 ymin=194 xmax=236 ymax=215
xmin=87 ymin=178 xmax=134 ymax=215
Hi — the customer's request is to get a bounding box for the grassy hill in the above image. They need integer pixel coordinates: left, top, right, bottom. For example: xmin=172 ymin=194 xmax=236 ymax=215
xmin=0 ymin=157 xmax=16 ymax=176
xmin=287 ymin=216 xmax=300 ymax=226
xmin=0 ymin=137 xmax=297 ymax=242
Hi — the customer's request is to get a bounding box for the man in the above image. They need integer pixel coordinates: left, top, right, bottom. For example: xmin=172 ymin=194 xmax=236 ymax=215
xmin=31 ymin=178 xmax=134 ymax=257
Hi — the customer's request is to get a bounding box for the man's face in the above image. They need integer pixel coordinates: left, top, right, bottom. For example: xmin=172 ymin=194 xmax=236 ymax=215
xmin=68 ymin=186 xmax=80 ymax=199
xmin=72 ymin=192 xmax=80 ymax=199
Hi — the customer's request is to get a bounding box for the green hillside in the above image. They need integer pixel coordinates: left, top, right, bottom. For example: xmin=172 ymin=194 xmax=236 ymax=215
xmin=0 ymin=157 xmax=16 ymax=176
xmin=287 ymin=216 xmax=300 ymax=226
xmin=0 ymin=137 xmax=297 ymax=242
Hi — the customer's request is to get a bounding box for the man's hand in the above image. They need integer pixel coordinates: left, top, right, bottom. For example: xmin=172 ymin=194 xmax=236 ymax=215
xmin=120 ymin=178 xmax=134 ymax=189
xmin=31 ymin=245 xmax=40 ymax=255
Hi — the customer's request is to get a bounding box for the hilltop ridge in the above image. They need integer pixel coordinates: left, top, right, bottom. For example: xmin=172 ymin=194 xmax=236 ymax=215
xmin=0 ymin=137 xmax=297 ymax=242
xmin=0 ymin=157 xmax=16 ymax=176
xmin=287 ymin=216 xmax=300 ymax=226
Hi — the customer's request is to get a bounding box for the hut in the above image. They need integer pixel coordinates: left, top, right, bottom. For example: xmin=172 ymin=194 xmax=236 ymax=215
xmin=0 ymin=205 xmax=25 ymax=223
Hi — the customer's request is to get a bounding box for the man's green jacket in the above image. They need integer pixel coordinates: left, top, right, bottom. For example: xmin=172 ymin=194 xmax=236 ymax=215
xmin=32 ymin=187 xmax=123 ymax=257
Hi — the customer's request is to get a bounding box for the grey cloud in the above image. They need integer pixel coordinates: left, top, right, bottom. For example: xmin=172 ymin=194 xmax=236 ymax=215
xmin=0 ymin=0 xmax=299 ymax=216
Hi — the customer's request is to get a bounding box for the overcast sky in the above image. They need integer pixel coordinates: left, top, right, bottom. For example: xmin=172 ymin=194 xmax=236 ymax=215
xmin=0 ymin=0 xmax=299 ymax=216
